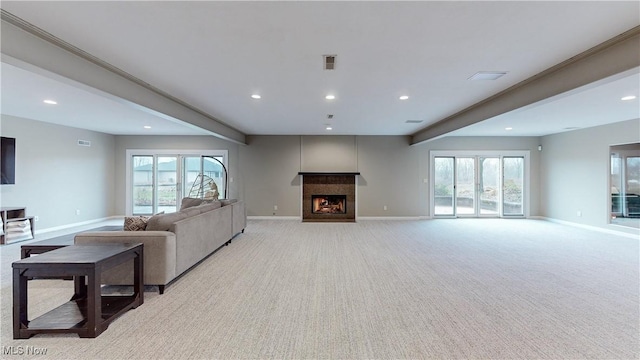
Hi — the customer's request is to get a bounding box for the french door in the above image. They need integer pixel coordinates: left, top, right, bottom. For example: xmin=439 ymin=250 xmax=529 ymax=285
xmin=126 ymin=150 xmax=227 ymax=215
xmin=432 ymin=151 xmax=527 ymax=218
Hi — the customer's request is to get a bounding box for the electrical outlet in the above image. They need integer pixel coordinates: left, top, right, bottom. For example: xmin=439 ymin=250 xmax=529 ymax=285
xmin=383 ymin=205 xmax=388 ymax=211
xmin=34 ymin=216 xmax=39 ymax=222
xmin=75 ymin=209 xmax=80 ymax=215
xmin=577 ymin=210 xmax=582 ymax=217
xmin=274 ymin=205 xmax=278 ymax=211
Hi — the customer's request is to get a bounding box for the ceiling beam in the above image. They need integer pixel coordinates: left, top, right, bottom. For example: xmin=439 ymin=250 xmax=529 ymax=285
xmin=411 ymin=26 xmax=640 ymax=145
xmin=0 ymin=11 xmax=246 ymax=145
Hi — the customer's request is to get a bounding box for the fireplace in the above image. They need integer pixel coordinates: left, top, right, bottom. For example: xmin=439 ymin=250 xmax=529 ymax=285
xmin=299 ymin=172 xmax=359 ymax=222
xmin=312 ymin=195 xmax=347 ymax=214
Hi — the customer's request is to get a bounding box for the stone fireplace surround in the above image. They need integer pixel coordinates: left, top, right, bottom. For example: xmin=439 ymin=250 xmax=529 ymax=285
xmin=299 ymin=172 xmax=359 ymax=222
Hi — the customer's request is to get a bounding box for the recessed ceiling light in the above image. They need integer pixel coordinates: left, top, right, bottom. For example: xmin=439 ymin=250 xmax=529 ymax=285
xmin=326 ymin=126 xmax=333 ymax=130
xmin=43 ymin=99 xmax=57 ymax=105
xmin=469 ymin=71 xmax=508 ymax=80
xmin=399 ymin=95 xmax=409 ymax=100
xmin=251 ymin=94 xmax=261 ymax=99
xmin=621 ymin=95 xmax=637 ymax=101
xmin=325 ymin=95 xmax=335 ymax=100
xmin=143 ymin=125 xmax=152 ymax=129
xmin=505 ymin=127 xmax=513 ymax=131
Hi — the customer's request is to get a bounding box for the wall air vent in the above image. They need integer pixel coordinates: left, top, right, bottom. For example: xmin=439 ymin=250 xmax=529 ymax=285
xmin=323 ymin=55 xmax=336 ymax=70
xmin=327 ymin=114 xmax=334 ymax=119
xmin=77 ymin=139 xmax=91 ymax=147
xmin=405 ymin=120 xmax=424 ymax=124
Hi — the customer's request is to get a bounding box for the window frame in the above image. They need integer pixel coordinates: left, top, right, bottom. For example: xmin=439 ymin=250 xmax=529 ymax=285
xmin=125 ymin=149 xmax=228 ymax=215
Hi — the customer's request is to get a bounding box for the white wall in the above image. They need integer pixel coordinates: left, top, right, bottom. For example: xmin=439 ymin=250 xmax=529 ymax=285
xmin=0 ymin=115 xmax=116 ymax=231
xmin=239 ymin=136 xmax=302 ymax=216
xmin=240 ymin=135 xmax=542 ymax=218
xmin=301 ymin=136 xmax=357 ymax=172
xmin=540 ymin=118 xmax=640 ymax=234
xmin=357 ymin=136 xmax=422 ymax=216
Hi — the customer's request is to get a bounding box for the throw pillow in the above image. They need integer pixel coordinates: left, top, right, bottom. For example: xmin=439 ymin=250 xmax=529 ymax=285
xmin=124 ymin=216 xmax=150 ymax=231
xmin=180 ymin=197 xmax=203 ymax=210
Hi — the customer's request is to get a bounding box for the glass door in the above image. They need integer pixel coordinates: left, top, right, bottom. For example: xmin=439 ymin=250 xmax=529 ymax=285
xmin=132 ymin=156 xmax=154 ymax=215
xmin=434 ymin=157 xmax=455 ymax=216
xmin=431 ymin=151 xmax=528 ymax=218
xmin=183 ymin=156 xmax=226 ymax=199
xmin=625 ymin=156 xmax=640 ymax=218
xmin=502 ymin=156 xmax=524 ymax=216
xmin=132 ymin=155 xmax=180 ymax=215
xmin=479 ymin=157 xmax=501 ymax=216
xmin=127 ymin=150 xmax=228 ymax=216
xmin=157 ymin=156 xmax=179 ymax=214
xmin=455 ymin=157 xmax=476 ymax=216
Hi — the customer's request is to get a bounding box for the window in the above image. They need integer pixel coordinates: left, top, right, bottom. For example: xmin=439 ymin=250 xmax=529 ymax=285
xmin=431 ymin=151 xmax=529 ymax=218
xmin=126 ymin=150 xmax=228 ymax=215
xmin=610 ymin=143 xmax=640 ymax=228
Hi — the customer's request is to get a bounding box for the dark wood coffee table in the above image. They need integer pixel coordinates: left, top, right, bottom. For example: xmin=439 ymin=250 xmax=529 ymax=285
xmin=20 ymin=225 xmax=122 ymax=259
xmin=20 ymin=237 xmax=74 ymax=259
xmin=12 ymin=243 xmax=144 ymax=339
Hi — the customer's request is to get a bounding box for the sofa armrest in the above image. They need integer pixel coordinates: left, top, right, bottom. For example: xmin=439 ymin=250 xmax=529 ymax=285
xmin=74 ymin=231 xmax=177 ymax=285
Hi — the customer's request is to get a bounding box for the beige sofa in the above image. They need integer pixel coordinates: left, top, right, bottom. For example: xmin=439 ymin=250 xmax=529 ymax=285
xmin=75 ymin=199 xmax=246 ymax=294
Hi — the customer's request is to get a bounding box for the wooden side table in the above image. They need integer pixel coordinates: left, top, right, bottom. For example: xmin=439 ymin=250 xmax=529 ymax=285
xmin=12 ymin=243 xmax=144 ymax=338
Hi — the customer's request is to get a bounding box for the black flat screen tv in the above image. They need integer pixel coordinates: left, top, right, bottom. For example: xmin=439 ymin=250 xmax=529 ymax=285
xmin=1 ymin=136 xmax=16 ymax=184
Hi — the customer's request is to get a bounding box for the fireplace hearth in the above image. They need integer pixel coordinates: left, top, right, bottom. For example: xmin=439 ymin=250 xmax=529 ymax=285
xmin=299 ymin=172 xmax=359 ymax=222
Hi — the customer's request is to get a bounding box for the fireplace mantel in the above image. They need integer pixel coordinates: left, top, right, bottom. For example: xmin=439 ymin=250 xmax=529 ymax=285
xmin=298 ymin=172 xmax=360 ymax=176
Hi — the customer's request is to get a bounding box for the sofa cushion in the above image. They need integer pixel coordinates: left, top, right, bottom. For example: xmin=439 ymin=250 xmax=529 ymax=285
xmin=146 ymin=211 xmax=189 ymax=231
xmin=124 ymin=216 xmax=150 ymax=231
xmin=182 ymin=207 xmax=204 ymax=218
xmin=194 ymin=201 xmax=222 ymax=214
xmin=180 ymin=197 xmax=204 ymax=210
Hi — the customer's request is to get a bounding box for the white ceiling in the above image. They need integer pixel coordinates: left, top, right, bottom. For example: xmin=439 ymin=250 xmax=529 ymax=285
xmin=0 ymin=61 xmax=209 ymax=135
xmin=1 ymin=1 xmax=639 ymax=138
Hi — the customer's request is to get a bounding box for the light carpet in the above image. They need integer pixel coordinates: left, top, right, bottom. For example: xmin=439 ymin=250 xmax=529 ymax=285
xmin=0 ymin=219 xmax=638 ymax=359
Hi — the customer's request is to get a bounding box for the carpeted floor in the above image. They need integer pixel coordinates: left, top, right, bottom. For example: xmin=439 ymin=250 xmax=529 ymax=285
xmin=0 ymin=219 xmax=638 ymax=359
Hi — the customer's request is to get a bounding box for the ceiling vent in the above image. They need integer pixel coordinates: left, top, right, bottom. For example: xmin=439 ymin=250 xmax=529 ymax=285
xmin=327 ymin=114 xmax=334 ymax=119
xmin=77 ymin=139 xmax=91 ymax=147
xmin=323 ymin=55 xmax=336 ymax=70
xmin=405 ymin=120 xmax=424 ymax=124
xmin=468 ymin=71 xmax=508 ymax=80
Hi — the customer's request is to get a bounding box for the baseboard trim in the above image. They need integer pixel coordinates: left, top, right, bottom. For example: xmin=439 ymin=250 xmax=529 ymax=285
xmin=540 ymin=217 xmax=640 ymax=240
xmin=248 ymin=216 xmax=301 ymax=220
xmin=248 ymin=216 xmax=432 ymax=221
xmin=34 ymin=216 xmax=122 ymax=235
xmin=357 ymin=216 xmax=429 ymax=221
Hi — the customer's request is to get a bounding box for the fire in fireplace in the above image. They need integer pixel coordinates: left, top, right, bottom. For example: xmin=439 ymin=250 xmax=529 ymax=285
xmin=312 ymin=195 xmax=347 ymax=214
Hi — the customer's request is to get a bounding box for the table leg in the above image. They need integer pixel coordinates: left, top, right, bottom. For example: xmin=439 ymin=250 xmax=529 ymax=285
xmin=82 ymin=268 xmax=101 ymax=338
xmin=134 ymin=247 xmax=144 ymax=306
xmin=72 ymin=275 xmax=88 ymax=300
xmin=13 ymin=268 xmax=29 ymax=339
